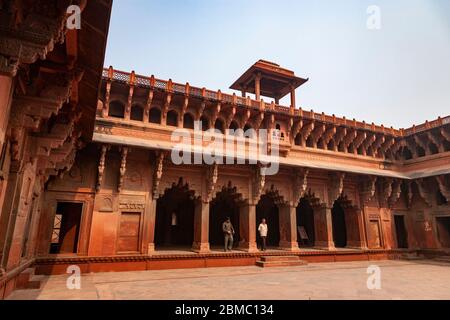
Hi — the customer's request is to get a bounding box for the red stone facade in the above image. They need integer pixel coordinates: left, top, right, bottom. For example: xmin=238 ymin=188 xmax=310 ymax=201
xmin=0 ymin=1 xmax=449 ymax=300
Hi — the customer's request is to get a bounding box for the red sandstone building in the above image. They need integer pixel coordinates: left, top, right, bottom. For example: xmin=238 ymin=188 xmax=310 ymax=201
xmin=0 ymin=0 xmax=450 ymax=300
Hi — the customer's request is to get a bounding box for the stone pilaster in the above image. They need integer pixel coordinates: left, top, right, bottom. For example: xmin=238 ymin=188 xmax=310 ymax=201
xmin=313 ymin=205 xmax=336 ymax=250
xmin=238 ymin=202 xmax=258 ymax=252
xmin=192 ymin=199 xmax=210 ymax=253
xmin=278 ymin=204 xmax=299 ymax=251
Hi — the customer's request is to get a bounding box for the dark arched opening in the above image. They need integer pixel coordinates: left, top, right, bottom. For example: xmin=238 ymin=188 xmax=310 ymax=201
xmin=332 ymin=200 xmax=347 ymax=248
xmin=209 ymin=188 xmax=241 ymax=248
xmin=166 ymin=110 xmax=178 ymax=126
xmin=256 ymin=194 xmax=280 ymax=248
xmin=149 ymin=107 xmax=161 ymax=124
xmin=183 ymin=113 xmax=194 ymax=129
xmin=109 ymin=101 xmax=125 ymax=118
xmin=200 ymin=116 xmax=209 ymax=131
xmin=296 ymin=198 xmax=315 ymax=246
xmin=130 ymin=104 xmax=144 ymax=121
xmin=154 ymin=181 xmax=195 ymax=249
xmin=214 ymin=118 xmax=225 ymax=134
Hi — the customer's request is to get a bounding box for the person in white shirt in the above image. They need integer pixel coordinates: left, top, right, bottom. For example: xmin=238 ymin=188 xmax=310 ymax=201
xmin=258 ymin=218 xmax=268 ymax=251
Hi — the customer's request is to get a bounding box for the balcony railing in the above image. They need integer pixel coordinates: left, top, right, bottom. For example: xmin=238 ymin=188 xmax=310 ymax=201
xmin=102 ymin=68 xmax=449 ymax=137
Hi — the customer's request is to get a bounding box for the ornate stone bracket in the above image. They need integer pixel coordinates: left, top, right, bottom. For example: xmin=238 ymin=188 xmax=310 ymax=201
xmin=328 ymin=172 xmax=345 ymax=206
xmin=293 ymin=168 xmax=309 ymax=206
xmin=388 ymin=179 xmax=402 ymax=208
xmin=118 ymin=147 xmax=128 ymax=192
xmin=360 ymin=175 xmax=377 ymax=205
xmin=251 ymin=164 xmax=266 ymax=204
xmin=435 ymin=175 xmax=450 ymax=202
xmin=415 ymin=178 xmax=432 ymax=206
xmin=405 ymin=180 xmax=414 ymax=209
xmin=152 ymin=151 xmax=165 ymax=199
xmin=96 ymin=144 xmax=109 ymax=192
xmin=205 ymin=163 xmax=218 ymax=202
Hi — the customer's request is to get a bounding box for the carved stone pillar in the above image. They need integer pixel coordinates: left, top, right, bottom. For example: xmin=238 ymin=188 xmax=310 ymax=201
xmin=279 ymin=204 xmax=299 ymax=251
xmin=192 ymin=199 xmax=210 ymax=253
xmin=238 ymin=202 xmax=258 ymax=252
xmin=146 ymin=197 xmax=157 ymax=253
xmin=313 ymin=205 xmax=335 ymax=250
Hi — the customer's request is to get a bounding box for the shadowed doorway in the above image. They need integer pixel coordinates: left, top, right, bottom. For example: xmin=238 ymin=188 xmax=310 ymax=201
xmin=256 ymin=194 xmax=280 ymax=247
xmin=209 ymin=187 xmax=241 ymax=248
xmin=49 ymin=202 xmax=83 ymax=254
xmin=296 ymin=198 xmax=315 ymax=246
xmin=155 ymin=181 xmax=195 ymax=249
xmin=332 ymin=200 xmax=347 ymax=248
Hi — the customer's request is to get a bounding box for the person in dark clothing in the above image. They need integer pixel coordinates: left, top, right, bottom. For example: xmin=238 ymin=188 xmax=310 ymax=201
xmin=222 ymin=217 xmax=235 ymax=252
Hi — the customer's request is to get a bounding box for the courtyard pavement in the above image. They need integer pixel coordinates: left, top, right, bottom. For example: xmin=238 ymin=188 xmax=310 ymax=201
xmin=7 ymin=259 xmax=450 ymax=300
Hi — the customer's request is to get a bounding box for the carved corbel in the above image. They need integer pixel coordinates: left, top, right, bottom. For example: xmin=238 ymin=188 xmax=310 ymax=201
xmin=388 ymin=179 xmax=402 ymax=208
xmin=328 ymin=172 xmax=345 ymax=206
xmin=379 ymin=177 xmax=393 ymax=207
xmin=404 ymin=180 xmax=414 ymax=209
xmin=205 ymin=163 xmax=218 ymax=202
xmin=144 ymin=87 xmax=154 ymax=122
xmin=290 ymin=119 xmax=303 ymax=144
xmin=378 ymin=136 xmax=395 ymax=159
xmin=118 ymin=147 xmax=128 ymax=192
xmin=152 ymin=151 xmax=165 ymax=199
xmin=241 ymin=109 xmax=251 ymax=128
xmin=341 ymin=129 xmax=357 ymax=153
xmin=293 ymin=168 xmax=309 ymax=206
xmin=210 ymin=103 xmax=221 ymax=128
xmin=161 ymin=93 xmax=172 ymax=123
xmin=413 ymin=134 xmax=429 ymax=156
xmin=440 ymin=127 xmax=450 ymax=142
xmin=253 ymin=112 xmax=264 ymax=131
xmin=361 ymin=133 xmax=376 ymax=156
xmin=351 ymin=130 xmax=366 ymax=154
xmin=252 ymin=165 xmax=266 ymax=204
xmin=309 ymin=123 xmax=326 ymax=148
xmin=415 ymin=178 xmax=432 ymax=206
xmin=320 ymin=126 xmax=336 ymax=150
xmin=426 ymin=131 xmax=444 ymax=153
xmin=96 ymin=144 xmax=109 ymax=192
xmin=435 ymin=175 xmax=450 ymax=202
xmin=371 ymin=135 xmax=385 ymax=157
xmin=360 ymin=176 xmax=377 ymax=205
xmin=298 ymin=121 xmax=314 ymax=147
xmin=332 ymin=127 xmax=347 ymax=151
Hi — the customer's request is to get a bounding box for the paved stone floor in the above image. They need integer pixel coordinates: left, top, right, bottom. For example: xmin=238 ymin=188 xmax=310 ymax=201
xmin=7 ymin=259 xmax=450 ymax=300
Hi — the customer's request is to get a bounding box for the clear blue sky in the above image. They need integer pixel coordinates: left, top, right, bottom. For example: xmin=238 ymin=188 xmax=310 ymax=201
xmin=104 ymin=0 xmax=450 ymax=128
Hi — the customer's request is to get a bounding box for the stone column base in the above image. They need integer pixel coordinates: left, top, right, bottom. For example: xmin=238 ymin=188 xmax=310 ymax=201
xmin=314 ymin=241 xmax=336 ymax=251
xmin=192 ymin=242 xmax=210 ymax=253
xmin=147 ymin=243 xmax=155 ymax=254
xmin=347 ymin=241 xmax=367 ymax=250
xmin=238 ymin=241 xmax=259 ymax=253
xmin=279 ymin=241 xmax=300 ymax=252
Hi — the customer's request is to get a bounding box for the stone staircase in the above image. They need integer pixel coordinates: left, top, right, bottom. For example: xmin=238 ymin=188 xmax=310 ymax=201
xmin=15 ymin=268 xmax=41 ymax=290
xmin=433 ymin=256 xmax=450 ymax=264
xmin=256 ymin=256 xmax=308 ymax=268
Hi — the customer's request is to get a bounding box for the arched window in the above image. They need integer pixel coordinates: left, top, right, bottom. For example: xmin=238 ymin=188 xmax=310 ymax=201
xmin=149 ymin=107 xmax=161 ymax=124
xmin=167 ymin=110 xmax=178 ymax=127
xmin=229 ymin=121 xmax=239 ymax=131
xmin=183 ymin=113 xmax=194 ymax=129
xmin=244 ymin=124 xmax=255 ymax=138
xmin=130 ymin=104 xmax=144 ymax=121
xmin=214 ymin=118 xmax=225 ymax=134
xmin=109 ymin=101 xmax=125 ymax=118
xmin=200 ymin=116 xmax=209 ymax=131
xmin=276 ymin=123 xmax=281 ymax=130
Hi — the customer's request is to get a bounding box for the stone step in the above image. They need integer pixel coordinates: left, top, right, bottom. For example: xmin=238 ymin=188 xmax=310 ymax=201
xmin=256 ymin=260 xmax=308 ymax=268
xmin=434 ymin=256 xmax=450 ymax=263
xmin=261 ymin=255 xmax=300 ymax=262
xmin=15 ymin=268 xmax=41 ymax=290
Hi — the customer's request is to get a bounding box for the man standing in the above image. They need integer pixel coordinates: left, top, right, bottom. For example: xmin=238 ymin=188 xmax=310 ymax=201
xmin=222 ymin=217 xmax=235 ymax=252
xmin=258 ymin=218 xmax=268 ymax=251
